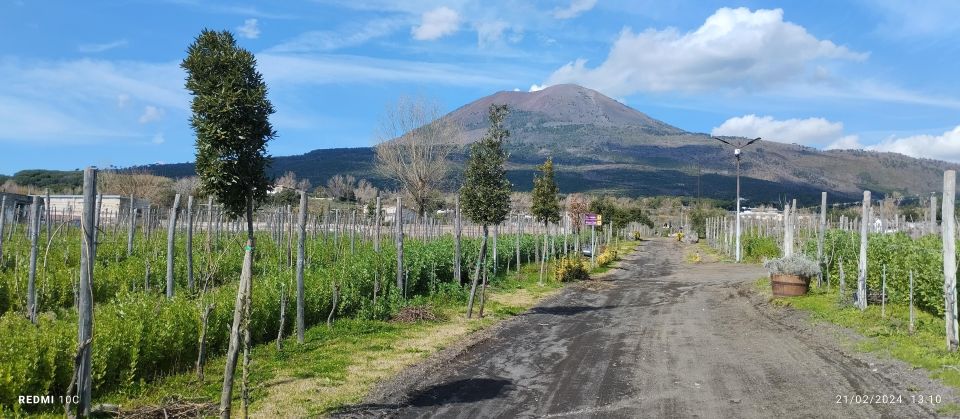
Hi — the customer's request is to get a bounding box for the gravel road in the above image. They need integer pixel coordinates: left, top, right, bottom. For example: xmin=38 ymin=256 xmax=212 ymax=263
xmin=335 ymin=239 xmax=957 ymax=418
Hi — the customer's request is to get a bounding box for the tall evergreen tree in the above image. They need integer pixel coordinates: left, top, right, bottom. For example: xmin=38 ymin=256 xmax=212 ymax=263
xmin=460 ymin=104 xmax=512 ymax=318
xmin=181 ymin=29 xmax=275 ymax=419
xmin=531 ymin=158 xmax=561 ymax=283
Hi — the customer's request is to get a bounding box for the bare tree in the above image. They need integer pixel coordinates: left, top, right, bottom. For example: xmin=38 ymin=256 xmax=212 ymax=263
xmin=374 ymin=96 xmax=460 ymax=216
xmin=275 ymin=171 xmax=298 ymax=189
xmin=326 ymin=174 xmax=356 ymax=201
xmin=296 ymin=178 xmax=311 ymax=192
xmin=99 ymin=169 xmax=175 ymax=206
xmin=173 ymin=176 xmax=200 ymax=197
xmin=354 ymin=179 xmax=378 ymax=205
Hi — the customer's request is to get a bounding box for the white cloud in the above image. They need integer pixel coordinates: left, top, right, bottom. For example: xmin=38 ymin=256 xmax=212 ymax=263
xmin=823 ymin=125 xmax=960 ymax=163
xmin=77 ymin=39 xmax=128 ymax=53
xmin=411 ymin=6 xmax=460 ymax=41
xmin=267 ymin=18 xmax=403 ymax=53
xmin=552 ymin=0 xmax=597 ymax=19
xmin=537 ymin=7 xmax=866 ymax=97
xmin=0 ymin=57 xmax=184 ymax=144
xmin=866 ymin=126 xmax=960 ymax=162
xmin=476 ymin=20 xmax=509 ymax=48
xmin=138 ymin=105 xmax=165 ymax=124
xmin=712 ymin=114 xmax=845 ymax=147
xmin=151 ymin=133 xmax=166 ymax=144
xmin=237 ymin=18 xmax=261 ymax=39
xmin=529 ymin=84 xmax=546 ymax=92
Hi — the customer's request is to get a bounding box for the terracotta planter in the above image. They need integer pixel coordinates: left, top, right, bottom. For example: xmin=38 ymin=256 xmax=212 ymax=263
xmin=770 ymin=273 xmax=810 ymax=297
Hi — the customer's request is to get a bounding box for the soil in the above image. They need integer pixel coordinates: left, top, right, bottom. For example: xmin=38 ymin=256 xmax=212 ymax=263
xmin=333 ymin=238 xmax=958 ymax=418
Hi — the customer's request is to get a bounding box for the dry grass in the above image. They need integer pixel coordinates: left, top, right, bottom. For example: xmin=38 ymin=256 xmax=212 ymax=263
xmin=253 ymin=319 xmax=473 ymax=418
xmin=252 ymin=282 xmax=560 ymax=418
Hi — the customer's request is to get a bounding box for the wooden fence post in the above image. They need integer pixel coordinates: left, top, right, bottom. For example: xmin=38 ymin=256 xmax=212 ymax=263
xmin=296 ymin=190 xmax=307 ymax=344
xmin=127 ymin=195 xmax=136 ymax=257
xmin=0 ymin=196 xmax=5 ymax=265
xmin=186 ymin=195 xmax=194 ymax=292
xmin=857 ymin=190 xmax=870 ymax=311
xmin=782 ymin=201 xmax=792 ymax=257
xmin=76 ymin=167 xmax=96 ymax=417
xmin=27 ymin=197 xmax=40 ymax=324
xmin=931 ymin=193 xmax=939 ymax=235
xmin=396 ymin=197 xmax=404 ymax=291
xmin=942 ymin=170 xmax=958 ymax=351
xmin=166 ymin=193 xmax=181 ymax=299
xmin=817 ymin=192 xmax=827 ymax=286
xmin=454 ymin=197 xmax=461 ymax=282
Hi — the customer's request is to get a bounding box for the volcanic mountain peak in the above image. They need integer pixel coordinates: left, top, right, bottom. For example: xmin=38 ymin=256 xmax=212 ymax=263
xmin=446 ymin=83 xmax=684 ymax=135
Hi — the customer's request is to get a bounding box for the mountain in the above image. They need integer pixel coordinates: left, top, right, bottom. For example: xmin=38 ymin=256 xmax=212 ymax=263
xmin=144 ymin=84 xmax=960 ymax=206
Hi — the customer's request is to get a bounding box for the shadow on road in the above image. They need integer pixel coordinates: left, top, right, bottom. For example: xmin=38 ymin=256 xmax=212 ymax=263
xmin=406 ymin=377 xmax=512 ymax=407
xmin=526 ymin=305 xmax=615 ymax=316
xmin=331 ymin=378 xmax=512 ymax=417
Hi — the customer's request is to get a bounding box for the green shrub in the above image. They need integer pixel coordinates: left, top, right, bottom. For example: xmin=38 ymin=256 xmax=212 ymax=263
xmin=742 ymin=234 xmax=780 ymax=263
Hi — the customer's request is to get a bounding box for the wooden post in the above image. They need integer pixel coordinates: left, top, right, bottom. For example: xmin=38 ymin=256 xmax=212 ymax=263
xmin=881 ymin=264 xmax=886 ymax=318
xmin=186 ymin=195 xmax=195 ymax=292
xmin=839 ymin=258 xmax=846 ymax=303
xmin=27 ymin=197 xmax=40 ymax=324
xmin=931 ymin=193 xmax=938 ymax=235
xmin=396 ymin=197 xmax=404 ymax=290
xmin=276 ymin=284 xmax=287 ymax=351
xmin=454 ymin=197 xmax=462 ymax=282
xmin=206 ymin=196 xmax=214 ymax=253
xmin=77 ymin=167 xmax=96 ymax=417
xmin=492 ymin=224 xmax=498 ymax=276
xmin=166 ymin=193 xmax=181 ymax=299
xmin=942 ymin=170 xmax=958 ymax=351
xmin=909 ymin=270 xmax=916 ymax=334
xmin=857 ymin=190 xmax=869 ymax=311
xmin=515 ymin=213 xmax=521 ymax=273
xmin=817 ymin=192 xmax=827 ymax=286
xmin=373 ymin=196 xmax=381 ymax=310
xmin=45 ymin=189 xmax=51 ymax=241
xmin=782 ymin=201 xmax=792 ymax=257
xmin=296 ymin=190 xmax=307 ymax=344
xmin=127 ymin=195 xmax=136 ymax=257
xmin=0 ymin=195 xmax=5 ymax=265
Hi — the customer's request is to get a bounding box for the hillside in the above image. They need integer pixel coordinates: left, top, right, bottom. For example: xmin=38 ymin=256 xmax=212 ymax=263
xmin=138 ymin=84 xmax=959 ymax=206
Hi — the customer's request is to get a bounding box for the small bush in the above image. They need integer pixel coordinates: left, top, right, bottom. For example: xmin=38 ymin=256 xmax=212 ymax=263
xmin=597 ymin=248 xmax=618 ymax=267
xmin=742 ymin=235 xmax=780 ymax=263
xmin=764 ymin=254 xmax=821 ymax=277
xmin=554 ymin=257 xmax=589 ymax=282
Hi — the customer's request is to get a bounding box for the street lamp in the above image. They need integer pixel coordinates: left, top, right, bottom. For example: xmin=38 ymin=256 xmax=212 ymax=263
xmin=712 ymin=136 xmax=761 ymax=263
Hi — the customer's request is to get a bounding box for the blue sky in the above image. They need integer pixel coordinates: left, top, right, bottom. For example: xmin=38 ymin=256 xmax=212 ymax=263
xmin=3 ymin=0 xmax=960 ymax=173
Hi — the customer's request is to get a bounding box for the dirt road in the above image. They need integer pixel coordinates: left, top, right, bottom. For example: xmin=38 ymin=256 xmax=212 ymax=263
xmin=336 ymin=239 xmax=956 ymax=418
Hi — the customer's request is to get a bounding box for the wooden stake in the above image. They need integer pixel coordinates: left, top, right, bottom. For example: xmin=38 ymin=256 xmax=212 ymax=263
xmin=942 ymin=170 xmax=958 ymax=351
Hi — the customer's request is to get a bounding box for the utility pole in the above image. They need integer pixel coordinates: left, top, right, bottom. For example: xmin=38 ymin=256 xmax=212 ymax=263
xmin=713 ymin=136 xmax=761 ymax=263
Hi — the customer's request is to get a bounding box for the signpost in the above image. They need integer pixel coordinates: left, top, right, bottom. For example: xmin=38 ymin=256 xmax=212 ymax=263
xmin=584 ymin=213 xmax=602 ymax=266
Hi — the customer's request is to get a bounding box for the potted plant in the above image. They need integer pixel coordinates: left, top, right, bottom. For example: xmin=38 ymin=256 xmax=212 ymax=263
xmin=763 ymin=254 xmax=821 ymax=296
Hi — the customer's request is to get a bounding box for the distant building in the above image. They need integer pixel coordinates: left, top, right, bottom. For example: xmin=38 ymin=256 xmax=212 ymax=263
xmin=46 ymin=195 xmax=149 ymax=220
xmin=0 ymin=192 xmax=31 ymax=223
xmin=381 ymin=205 xmax=418 ymax=223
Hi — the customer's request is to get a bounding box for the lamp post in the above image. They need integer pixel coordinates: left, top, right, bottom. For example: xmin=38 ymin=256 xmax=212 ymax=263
xmin=712 ymin=136 xmax=761 ymax=263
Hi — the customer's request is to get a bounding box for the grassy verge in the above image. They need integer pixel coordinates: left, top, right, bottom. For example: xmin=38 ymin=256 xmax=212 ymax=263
xmin=757 ymin=277 xmax=960 ymax=394
xmin=46 ymin=243 xmax=637 ymax=418
xmin=589 ymin=240 xmax=637 ymax=275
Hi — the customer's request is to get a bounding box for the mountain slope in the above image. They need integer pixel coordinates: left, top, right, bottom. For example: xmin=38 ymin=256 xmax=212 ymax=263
xmin=144 ymin=84 xmax=959 ymax=206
